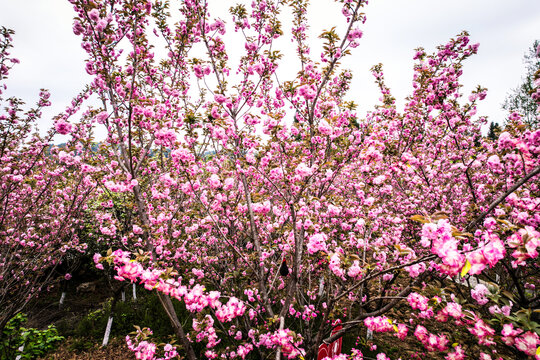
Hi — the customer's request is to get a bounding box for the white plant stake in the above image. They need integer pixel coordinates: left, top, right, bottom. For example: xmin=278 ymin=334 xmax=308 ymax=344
xmin=59 ymin=292 xmax=66 ymax=307
xmin=367 ymin=328 xmax=373 ymax=340
xmin=102 ymin=316 xmax=114 ymax=347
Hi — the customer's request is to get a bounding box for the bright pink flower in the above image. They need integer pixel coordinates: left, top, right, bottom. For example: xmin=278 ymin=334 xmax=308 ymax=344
xmin=295 ymin=163 xmax=313 ymax=178
xmin=515 ymin=331 xmax=540 ymax=356
xmin=442 ymin=302 xmax=463 ymax=319
xmin=117 ymin=262 xmax=143 ymax=282
xmin=318 ymin=119 xmax=332 ymax=136
xmin=467 ymin=250 xmax=487 ymax=275
xmin=445 ymin=345 xmax=465 ymax=360
xmin=482 ymin=237 xmax=506 ymax=267
xmin=406 ymin=262 xmax=426 ymax=277
xmin=395 ymin=323 xmax=408 ymax=340
xmin=329 ymin=252 xmax=345 ymax=278
xmin=88 ymin=9 xmax=100 ymax=22
xmin=468 ymin=319 xmax=495 ymax=346
xmin=479 ymin=353 xmax=492 ymax=360
xmin=471 ymin=283 xmax=490 ymax=305
xmin=365 ymin=316 xmax=394 ymax=333
xmin=407 ymin=292 xmax=430 ymax=311
xmin=55 ymin=119 xmax=73 ymax=134
xmin=347 ymin=260 xmax=362 ymax=278
xmin=307 ymin=233 xmax=328 ymax=254
xmin=207 ymin=174 xmax=221 ymax=189
xmin=297 ymin=85 xmax=316 ymax=100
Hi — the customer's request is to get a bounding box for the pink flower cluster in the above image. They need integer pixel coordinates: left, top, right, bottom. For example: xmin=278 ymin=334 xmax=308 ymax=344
xmin=439 ymin=302 xmax=463 ymax=321
xmin=468 ymin=318 xmax=495 ymax=346
xmin=193 ymin=64 xmax=211 ymax=78
xmin=307 ymin=233 xmax=328 ymax=254
xmin=257 ymin=329 xmax=304 ymax=359
xmin=414 ymin=325 xmax=449 ymax=352
xmin=421 ymin=220 xmax=465 ymax=276
xmin=55 ymin=119 xmax=73 ymax=135
xmin=407 ymin=292 xmax=430 ymax=311
xmin=466 ymin=230 xmax=506 ymax=275
xmin=488 ymin=302 xmax=512 ymax=316
xmin=501 ymin=323 xmax=540 ymax=357
xmin=507 ymin=226 xmax=540 ymax=267
xmin=470 ymin=283 xmax=490 ymax=305
xmin=127 ymin=339 xmax=156 ymax=360
xmin=364 ymin=316 xmax=407 ymax=340
xmin=192 ymin=315 xmax=221 ymax=348
xmin=215 ymin=297 xmax=246 ymax=322
xmin=104 ymin=179 xmax=138 ymax=193
xmin=297 ymin=84 xmax=316 ymax=100
xmin=445 ymin=345 xmax=466 ymax=360
xmin=96 ymin=252 xmax=247 ymax=323
xmin=516 ymin=332 xmax=540 ymax=358
xmin=295 ymin=162 xmax=314 ymax=179
xmin=405 ymin=262 xmax=426 ymax=278
xmin=328 ymin=252 xmax=345 ymax=279
xmin=347 ymin=260 xmax=362 ymax=278
xmin=126 ymin=331 xmax=178 ymax=360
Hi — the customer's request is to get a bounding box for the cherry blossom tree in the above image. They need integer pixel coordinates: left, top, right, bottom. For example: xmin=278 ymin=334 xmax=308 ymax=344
xmin=0 ymin=27 xmax=93 ymax=331
xmin=61 ymin=0 xmax=540 ymax=359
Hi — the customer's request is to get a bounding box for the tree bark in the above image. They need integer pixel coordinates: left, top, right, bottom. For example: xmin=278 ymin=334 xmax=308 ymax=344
xmin=157 ymin=293 xmax=197 ymax=360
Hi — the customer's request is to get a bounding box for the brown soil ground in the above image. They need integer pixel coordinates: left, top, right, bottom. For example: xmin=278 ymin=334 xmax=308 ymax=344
xmin=37 ymin=337 xmax=134 ymax=360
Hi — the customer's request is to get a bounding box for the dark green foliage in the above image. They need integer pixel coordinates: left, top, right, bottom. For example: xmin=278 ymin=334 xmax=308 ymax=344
xmin=487 ymin=121 xmax=501 ymax=141
xmin=0 ymin=313 xmax=64 ymax=360
xmin=70 ymin=289 xmax=179 ymax=341
xmin=67 ymin=338 xmax=95 ymax=353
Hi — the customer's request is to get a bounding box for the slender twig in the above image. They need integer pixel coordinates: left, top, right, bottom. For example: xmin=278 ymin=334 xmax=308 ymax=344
xmin=465 ymin=164 xmax=540 ymax=231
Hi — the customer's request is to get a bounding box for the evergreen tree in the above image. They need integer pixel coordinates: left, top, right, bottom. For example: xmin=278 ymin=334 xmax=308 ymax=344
xmin=502 ymin=40 xmax=540 ymax=128
xmin=487 ymin=121 xmax=501 ymax=140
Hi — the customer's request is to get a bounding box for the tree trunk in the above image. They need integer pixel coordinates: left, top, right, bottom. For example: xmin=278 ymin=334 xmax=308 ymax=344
xmin=157 ymin=293 xmax=197 ymax=360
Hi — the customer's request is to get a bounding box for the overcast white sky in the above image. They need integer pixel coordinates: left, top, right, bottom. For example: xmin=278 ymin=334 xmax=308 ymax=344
xmin=1 ymin=0 xmax=539 ymax=136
